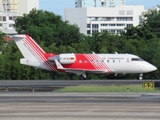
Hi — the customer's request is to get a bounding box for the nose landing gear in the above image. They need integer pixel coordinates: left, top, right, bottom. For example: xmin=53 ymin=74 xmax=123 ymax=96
xmin=139 ymin=74 xmax=143 ymax=80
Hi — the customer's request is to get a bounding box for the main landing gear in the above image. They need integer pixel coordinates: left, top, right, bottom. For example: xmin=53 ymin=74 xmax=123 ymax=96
xmin=79 ymin=74 xmax=87 ymax=80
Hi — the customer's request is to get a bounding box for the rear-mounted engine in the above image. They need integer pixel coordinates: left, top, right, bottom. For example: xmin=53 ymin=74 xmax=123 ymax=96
xmin=48 ymin=53 xmax=76 ymax=64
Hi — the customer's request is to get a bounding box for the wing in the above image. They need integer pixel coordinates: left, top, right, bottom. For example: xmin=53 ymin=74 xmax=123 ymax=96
xmin=54 ymin=59 xmax=111 ymax=74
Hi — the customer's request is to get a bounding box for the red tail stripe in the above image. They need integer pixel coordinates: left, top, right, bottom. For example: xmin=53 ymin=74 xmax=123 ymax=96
xmin=24 ymin=35 xmax=57 ymax=71
xmin=24 ymin=38 xmax=57 ymax=71
xmin=24 ymin=39 xmax=52 ymax=70
xmin=25 ymin=37 xmax=57 ymax=71
xmin=26 ymin=35 xmax=45 ymax=54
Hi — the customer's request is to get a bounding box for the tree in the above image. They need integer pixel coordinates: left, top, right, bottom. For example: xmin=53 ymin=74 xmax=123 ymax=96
xmin=121 ymin=6 xmax=160 ymax=79
xmin=122 ymin=6 xmax=160 ymax=40
xmin=0 ymin=32 xmax=6 ymax=54
xmin=14 ymin=9 xmax=83 ymax=48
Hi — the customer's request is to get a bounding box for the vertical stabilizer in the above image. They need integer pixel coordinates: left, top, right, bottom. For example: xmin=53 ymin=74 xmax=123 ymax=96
xmin=12 ymin=34 xmax=56 ymax=71
xmin=13 ymin=35 xmax=46 ymax=58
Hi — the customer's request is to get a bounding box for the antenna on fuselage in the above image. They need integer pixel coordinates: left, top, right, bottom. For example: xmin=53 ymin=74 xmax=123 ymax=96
xmin=92 ymin=51 xmax=96 ymax=54
xmin=115 ymin=52 xmax=118 ymax=54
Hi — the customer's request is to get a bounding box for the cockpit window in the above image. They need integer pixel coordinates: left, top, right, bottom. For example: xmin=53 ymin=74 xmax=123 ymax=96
xmin=131 ymin=58 xmax=144 ymax=61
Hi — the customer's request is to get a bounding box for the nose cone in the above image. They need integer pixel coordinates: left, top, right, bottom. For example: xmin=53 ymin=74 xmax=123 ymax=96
xmin=141 ymin=62 xmax=157 ymax=73
xmin=143 ymin=63 xmax=157 ymax=73
xmin=150 ymin=65 xmax=157 ymax=72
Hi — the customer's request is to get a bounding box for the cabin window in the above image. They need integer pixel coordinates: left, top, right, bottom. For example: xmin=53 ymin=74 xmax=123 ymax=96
xmin=132 ymin=58 xmax=138 ymax=61
xmin=79 ymin=60 xmax=82 ymax=63
xmin=113 ymin=60 xmax=115 ymax=63
xmin=107 ymin=60 xmax=109 ymax=63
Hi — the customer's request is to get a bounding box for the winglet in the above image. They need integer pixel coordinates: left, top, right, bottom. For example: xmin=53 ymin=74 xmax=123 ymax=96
xmin=115 ymin=52 xmax=118 ymax=54
xmin=92 ymin=51 xmax=95 ymax=54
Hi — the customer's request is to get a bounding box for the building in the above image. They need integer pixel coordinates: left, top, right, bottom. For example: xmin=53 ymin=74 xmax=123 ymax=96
xmin=17 ymin=0 xmax=39 ymax=14
xmin=0 ymin=0 xmax=39 ymax=35
xmin=0 ymin=3 xmax=20 ymax=35
xmin=0 ymin=0 xmax=18 ymax=12
xmin=0 ymin=0 xmax=39 ymax=14
xmin=65 ymin=0 xmax=146 ymax=35
xmin=0 ymin=11 xmax=22 ymax=35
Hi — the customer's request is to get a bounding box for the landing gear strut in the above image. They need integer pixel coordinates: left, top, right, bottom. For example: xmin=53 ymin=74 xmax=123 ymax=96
xmin=139 ymin=74 xmax=143 ymax=80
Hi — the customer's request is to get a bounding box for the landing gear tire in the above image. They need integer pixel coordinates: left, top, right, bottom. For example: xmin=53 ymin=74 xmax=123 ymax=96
xmin=79 ymin=75 xmax=86 ymax=80
xmin=139 ymin=74 xmax=143 ymax=80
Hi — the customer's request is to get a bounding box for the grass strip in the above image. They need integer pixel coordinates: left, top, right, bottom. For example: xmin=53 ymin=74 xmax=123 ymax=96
xmin=54 ymin=85 xmax=160 ymax=92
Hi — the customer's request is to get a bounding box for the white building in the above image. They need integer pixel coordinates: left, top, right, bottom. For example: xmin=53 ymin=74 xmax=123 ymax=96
xmin=0 ymin=0 xmax=39 ymax=14
xmin=17 ymin=0 xmax=39 ymax=14
xmin=65 ymin=0 xmax=146 ymax=35
xmin=0 ymin=0 xmax=39 ymax=35
xmin=0 ymin=12 xmax=21 ymax=35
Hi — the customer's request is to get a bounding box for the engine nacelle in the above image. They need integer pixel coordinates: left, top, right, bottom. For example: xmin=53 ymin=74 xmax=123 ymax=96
xmin=59 ymin=54 xmax=76 ymax=64
xmin=48 ymin=54 xmax=76 ymax=64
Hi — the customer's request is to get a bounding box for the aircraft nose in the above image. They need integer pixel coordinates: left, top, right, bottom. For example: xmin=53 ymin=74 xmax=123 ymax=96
xmin=146 ymin=64 xmax=157 ymax=72
xmin=141 ymin=63 xmax=157 ymax=73
xmin=150 ymin=65 xmax=157 ymax=72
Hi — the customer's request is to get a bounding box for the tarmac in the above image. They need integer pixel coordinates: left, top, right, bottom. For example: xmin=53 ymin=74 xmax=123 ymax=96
xmin=0 ymin=92 xmax=159 ymax=120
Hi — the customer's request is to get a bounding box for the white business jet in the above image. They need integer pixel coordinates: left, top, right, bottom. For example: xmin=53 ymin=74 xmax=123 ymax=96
xmin=12 ymin=35 xmax=157 ymax=80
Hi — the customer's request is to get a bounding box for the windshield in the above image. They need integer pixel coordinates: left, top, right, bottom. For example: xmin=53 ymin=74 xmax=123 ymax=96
xmin=131 ymin=58 xmax=144 ymax=61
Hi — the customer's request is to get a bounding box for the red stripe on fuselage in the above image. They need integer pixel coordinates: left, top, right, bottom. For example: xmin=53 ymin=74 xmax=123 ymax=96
xmin=90 ymin=54 xmax=113 ymax=73
xmin=63 ymin=54 xmax=113 ymax=74
xmin=84 ymin=54 xmax=105 ymax=69
xmin=84 ymin=54 xmax=113 ymax=73
xmin=45 ymin=53 xmax=111 ymax=72
xmin=63 ymin=54 xmax=95 ymax=70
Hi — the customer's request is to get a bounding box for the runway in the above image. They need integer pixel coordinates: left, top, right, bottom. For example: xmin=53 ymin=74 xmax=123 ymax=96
xmin=0 ymin=80 xmax=158 ymax=92
xmin=0 ymin=92 xmax=160 ymax=120
xmin=0 ymin=80 xmax=158 ymax=87
xmin=0 ymin=80 xmax=159 ymax=120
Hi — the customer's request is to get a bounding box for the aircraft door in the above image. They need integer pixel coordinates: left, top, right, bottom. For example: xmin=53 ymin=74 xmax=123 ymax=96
xmin=126 ymin=57 xmax=131 ymax=72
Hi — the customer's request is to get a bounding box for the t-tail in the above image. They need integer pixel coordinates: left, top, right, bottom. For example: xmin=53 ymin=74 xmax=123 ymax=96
xmin=12 ymin=35 xmax=56 ymax=71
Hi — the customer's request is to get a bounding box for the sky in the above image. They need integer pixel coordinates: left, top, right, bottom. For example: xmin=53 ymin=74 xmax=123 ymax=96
xmin=39 ymin=0 xmax=160 ymax=18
